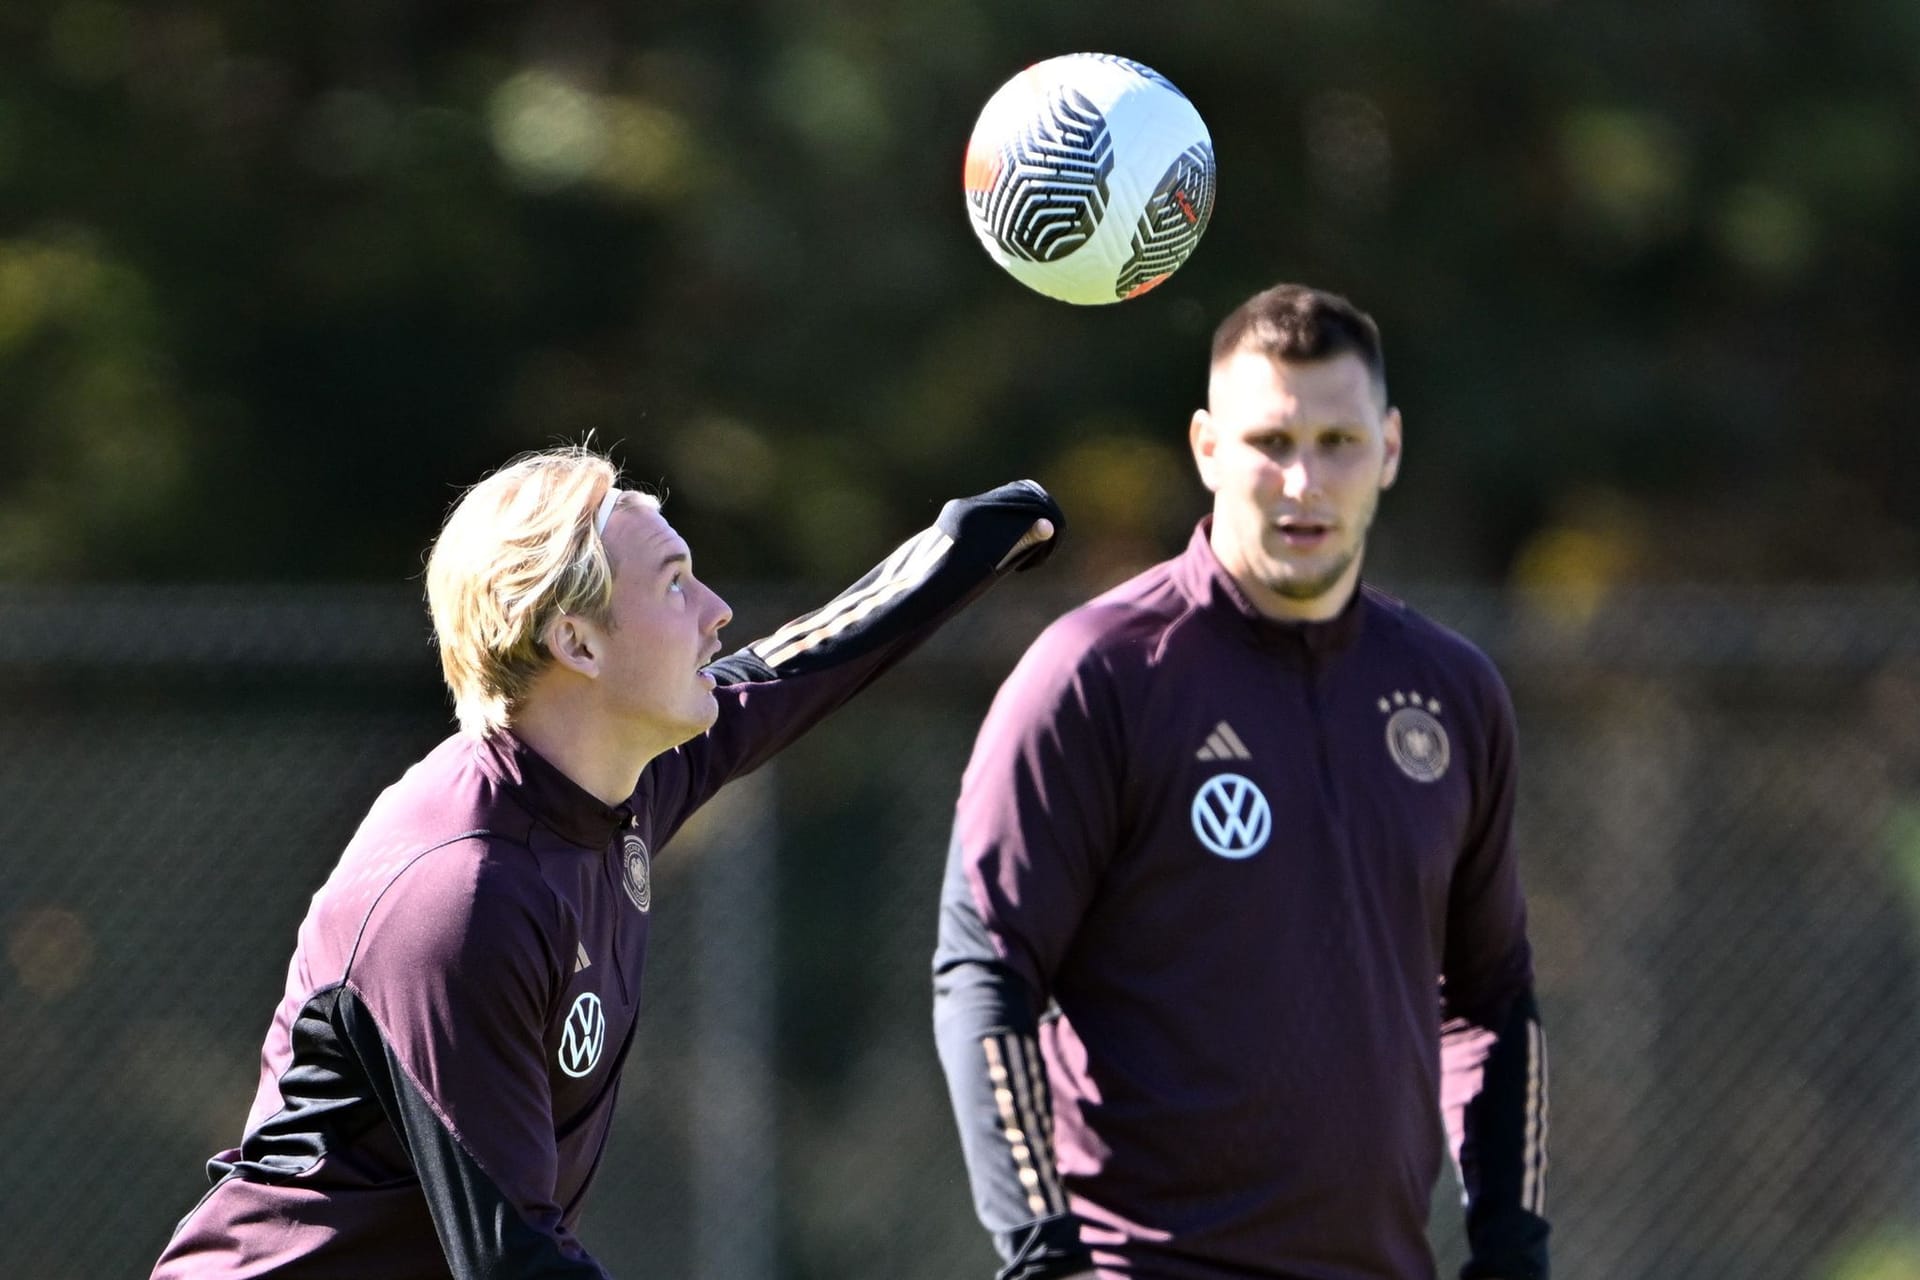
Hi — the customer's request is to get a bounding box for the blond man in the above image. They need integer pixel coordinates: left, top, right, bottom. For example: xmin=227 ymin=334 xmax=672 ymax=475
xmin=151 ymin=446 xmax=1060 ymax=1279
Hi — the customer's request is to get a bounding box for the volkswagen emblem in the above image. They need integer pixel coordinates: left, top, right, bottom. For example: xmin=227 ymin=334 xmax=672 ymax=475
xmin=557 ymin=991 xmax=606 ymax=1078
xmin=1190 ymin=773 xmax=1272 ymax=859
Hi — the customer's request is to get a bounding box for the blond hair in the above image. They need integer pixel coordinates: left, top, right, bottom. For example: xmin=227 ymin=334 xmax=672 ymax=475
xmin=425 ymin=446 xmax=657 ymax=734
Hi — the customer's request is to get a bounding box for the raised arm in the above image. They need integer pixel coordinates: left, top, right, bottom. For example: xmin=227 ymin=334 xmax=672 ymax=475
xmin=640 ymin=480 xmax=1062 ymax=843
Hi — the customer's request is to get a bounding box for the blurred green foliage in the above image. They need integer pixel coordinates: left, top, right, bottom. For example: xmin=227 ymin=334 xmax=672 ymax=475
xmin=0 ymin=0 xmax=1914 ymax=587
xmin=1825 ymin=1229 xmax=1920 ymax=1280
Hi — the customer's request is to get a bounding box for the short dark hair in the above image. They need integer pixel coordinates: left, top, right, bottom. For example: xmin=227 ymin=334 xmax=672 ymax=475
xmin=1209 ymin=283 xmax=1387 ymax=403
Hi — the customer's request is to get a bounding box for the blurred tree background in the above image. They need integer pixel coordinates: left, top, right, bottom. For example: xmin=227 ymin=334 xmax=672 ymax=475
xmin=2 ymin=0 xmax=1913 ymax=591
xmin=5 ymin=3 xmax=1920 ymax=1279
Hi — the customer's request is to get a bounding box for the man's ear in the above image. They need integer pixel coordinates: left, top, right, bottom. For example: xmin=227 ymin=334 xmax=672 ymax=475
xmin=1189 ymin=409 xmax=1221 ymax=494
xmin=542 ymin=614 xmax=601 ymax=678
xmin=1379 ymin=407 xmax=1403 ymax=491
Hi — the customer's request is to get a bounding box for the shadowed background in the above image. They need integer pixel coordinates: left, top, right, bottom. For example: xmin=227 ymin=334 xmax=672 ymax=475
xmin=2 ymin=1 xmax=1918 ymax=1277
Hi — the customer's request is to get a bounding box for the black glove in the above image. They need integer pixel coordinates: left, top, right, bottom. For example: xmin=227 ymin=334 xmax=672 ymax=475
xmin=938 ymin=480 xmax=1066 ymax=574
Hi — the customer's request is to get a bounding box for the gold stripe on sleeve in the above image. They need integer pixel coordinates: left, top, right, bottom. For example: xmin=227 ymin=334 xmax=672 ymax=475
xmin=749 ymin=528 xmax=954 ymax=669
xmin=1008 ymin=1033 xmax=1068 ymax=1215
xmin=1522 ymin=1018 xmax=1550 ymax=1214
xmin=983 ymin=1032 xmax=1067 ymax=1218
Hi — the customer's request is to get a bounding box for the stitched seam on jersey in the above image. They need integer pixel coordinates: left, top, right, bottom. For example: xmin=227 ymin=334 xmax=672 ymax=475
xmin=337 ymin=979 xmax=529 ymax=1201
xmin=349 ymin=828 xmax=576 ymax=1028
xmin=204 ymin=985 xmax=396 ymax=1190
xmin=338 ymin=830 xmax=492 ymax=977
xmin=1147 ymin=596 xmax=1204 ymax=668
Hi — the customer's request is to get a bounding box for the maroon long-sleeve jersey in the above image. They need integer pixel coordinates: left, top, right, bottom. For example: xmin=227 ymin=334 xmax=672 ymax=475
xmin=150 ymin=481 xmax=1061 ymax=1280
xmin=934 ymin=520 xmax=1548 ymax=1280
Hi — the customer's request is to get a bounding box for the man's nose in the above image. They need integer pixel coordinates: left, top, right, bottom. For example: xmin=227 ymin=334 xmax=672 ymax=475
xmin=1280 ymin=460 xmax=1312 ymax=501
xmin=706 ymin=586 xmax=734 ymax=634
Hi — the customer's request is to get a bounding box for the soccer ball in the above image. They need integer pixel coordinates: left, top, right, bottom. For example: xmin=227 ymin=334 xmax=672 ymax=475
xmin=963 ymin=54 xmax=1216 ymax=305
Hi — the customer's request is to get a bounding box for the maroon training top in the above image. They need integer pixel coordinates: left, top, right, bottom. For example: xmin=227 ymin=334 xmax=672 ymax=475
xmin=151 ymin=480 xmax=1063 ymax=1279
xmin=936 ymin=519 xmax=1542 ymax=1280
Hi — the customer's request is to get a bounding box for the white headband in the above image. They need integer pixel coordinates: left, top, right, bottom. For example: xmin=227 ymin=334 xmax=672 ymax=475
xmin=594 ymin=487 xmax=622 ymax=536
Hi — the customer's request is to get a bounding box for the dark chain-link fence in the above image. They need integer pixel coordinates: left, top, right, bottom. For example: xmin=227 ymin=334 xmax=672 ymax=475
xmin=5 ymin=583 xmax=1920 ymax=1280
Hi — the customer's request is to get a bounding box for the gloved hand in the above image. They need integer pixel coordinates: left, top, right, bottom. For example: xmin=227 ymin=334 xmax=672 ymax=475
xmin=997 ymin=515 xmax=1057 ymax=571
xmin=939 ymin=479 xmax=1066 ymax=574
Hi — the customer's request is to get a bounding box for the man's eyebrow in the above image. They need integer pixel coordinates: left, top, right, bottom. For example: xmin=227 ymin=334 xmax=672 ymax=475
xmin=658 ymin=551 xmax=690 ymax=572
xmin=1247 ymin=419 xmax=1366 ymax=432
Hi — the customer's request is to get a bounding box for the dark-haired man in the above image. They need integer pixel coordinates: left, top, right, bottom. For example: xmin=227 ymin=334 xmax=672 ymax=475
xmin=934 ymin=284 xmax=1550 ymax=1280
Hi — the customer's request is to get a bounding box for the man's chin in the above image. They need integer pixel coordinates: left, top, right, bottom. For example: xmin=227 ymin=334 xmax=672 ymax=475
xmin=693 ymin=693 xmax=722 ymax=731
xmin=1273 ymin=579 xmax=1340 ymax=603
xmin=1259 ymin=559 xmax=1354 ymax=604
xmin=667 ymin=697 xmax=721 ymax=746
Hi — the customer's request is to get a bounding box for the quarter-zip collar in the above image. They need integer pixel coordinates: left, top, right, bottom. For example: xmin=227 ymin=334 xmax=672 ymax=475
xmin=1175 ymin=517 xmax=1367 ymax=658
xmin=472 ymin=729 xmax=633 ymax=849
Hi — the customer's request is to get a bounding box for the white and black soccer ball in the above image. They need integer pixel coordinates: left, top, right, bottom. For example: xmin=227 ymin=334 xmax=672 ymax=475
xmin=963 ymin=54 xmax=1216 ymax=305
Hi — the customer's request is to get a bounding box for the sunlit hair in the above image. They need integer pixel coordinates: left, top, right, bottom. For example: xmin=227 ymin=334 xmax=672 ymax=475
xmin=425 ymin=445 xmax=660 ymax=735
xmin=1210 ymin=282 xmax=1388 ymax=405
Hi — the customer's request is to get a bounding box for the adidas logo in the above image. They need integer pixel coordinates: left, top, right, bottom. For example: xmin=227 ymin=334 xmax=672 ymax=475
xmin=1195 ymin=721 xmax=1252 ymax=762
xmin=574 ymin=942 xmax=593 ymax=974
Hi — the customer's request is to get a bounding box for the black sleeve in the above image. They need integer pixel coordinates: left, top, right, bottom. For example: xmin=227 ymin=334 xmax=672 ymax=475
xmin=646 ymin=480 xmax=1065 ymax=841
xmin=1439 ymin=663 xmax=1548 ymax=1279
xmin=333 ymin=985 xmax=610 ymax=1279
xmin=933 ymin=832 xmax=1095 ymax=1280
xmin=1443 ymin=990 xmax=1551 ymax=1280
xmin=710 ymin=475 xmax=1059 ymax=690
xmin=733 ymin=479 xmax=1064 ymax=681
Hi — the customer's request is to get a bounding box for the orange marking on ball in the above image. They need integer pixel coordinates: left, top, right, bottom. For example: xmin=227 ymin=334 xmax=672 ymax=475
xmin=963 ymin=143 xmax=1003 ymax=193
xmin=1124 ymin=273 xmax=1171 ymax=300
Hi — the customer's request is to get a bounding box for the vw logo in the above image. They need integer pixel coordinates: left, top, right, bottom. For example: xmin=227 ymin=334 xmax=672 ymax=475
xmin=1190 ymin=773 xmax=1272 ymax=859
xmin=558 ymin=992 xmax=606 ymax=1078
